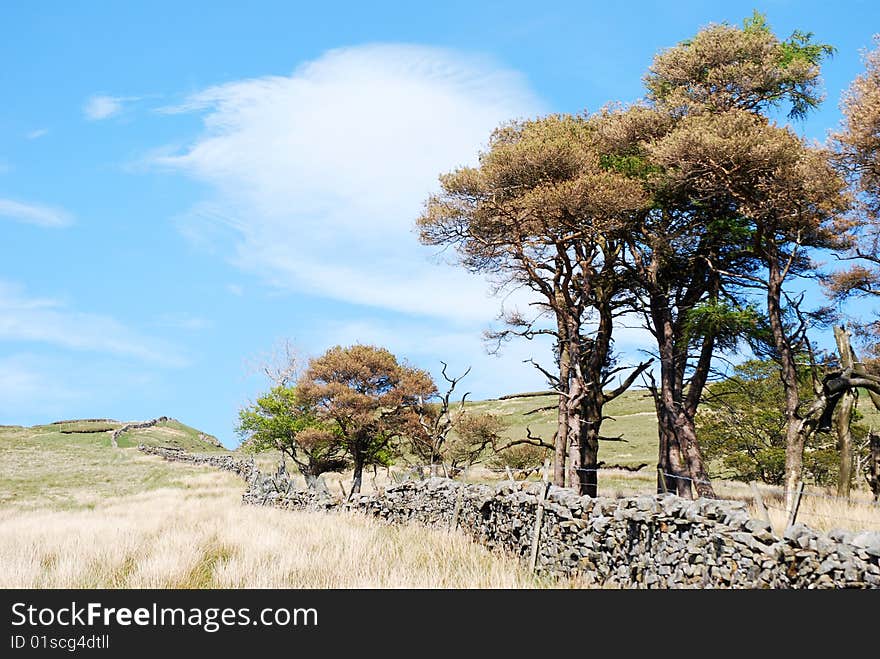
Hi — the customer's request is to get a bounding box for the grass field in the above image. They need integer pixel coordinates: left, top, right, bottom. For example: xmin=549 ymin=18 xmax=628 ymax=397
xmin=1 ymin=395 xmax=879 ymax=588
xmin=0 ymin=418 xmax=567 ymax=588
xmin=0 ymin=471 xmax=561 ymax=588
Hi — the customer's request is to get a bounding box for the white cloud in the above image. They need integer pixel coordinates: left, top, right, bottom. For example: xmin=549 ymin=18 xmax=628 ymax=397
xmin=0 ymin=198 xmax=73 ymax=228
xmin=26 ymin=128 xmax=49 ymax=139
xmin=84 ymin=94 xmax=138 ymax=120
xmin=0 ymin=280 xmax=186 ymax=366
xmin=226 ymin=283 xmax=244 ymax=296
xmin=153 ymin=43 xmax=544 ymax=323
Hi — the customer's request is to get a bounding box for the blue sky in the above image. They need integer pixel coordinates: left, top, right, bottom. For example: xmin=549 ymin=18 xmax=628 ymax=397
xmin=1 ymin=1 xmax=878 ymax=446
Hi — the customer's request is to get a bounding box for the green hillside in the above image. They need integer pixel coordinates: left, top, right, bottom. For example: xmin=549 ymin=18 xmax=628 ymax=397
xmin=0 ymin=393 xmax=661 ymax=510
xmin=467 ymin=388 xmax=658 ymax=465
xmin=3 ymin=393 xmax=878 ymax=531
xmin=0 ymin=418 xmax=228 ymax=510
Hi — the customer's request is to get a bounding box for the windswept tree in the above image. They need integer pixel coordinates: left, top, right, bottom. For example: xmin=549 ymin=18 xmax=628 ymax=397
xmin=589 ymin=104 xmax=757 ymax=498
xmin=299 ymin=344 xmax=437 ymax=494
xmin=418 ymin=114 xmax=651 ymax=496
xmin=404 ymin=363 xmax=470 ymax=474
xmin=649 ymin=111 xmax=848 ymax=502
xmin=827 ymin=38 xmax=880 ymax=344
xmin=834 ymin=36 xmax=880 ymax=221
xmin=236 ymin=385 xmax=347 ymax=488
xmin=629 ymin=13 xmax=841 ymax=501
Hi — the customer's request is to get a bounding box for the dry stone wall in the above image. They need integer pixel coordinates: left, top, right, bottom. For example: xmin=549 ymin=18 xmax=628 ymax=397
xmin=137 ymin=444 xmax=256 ymax=480
xmin=141 ymin=445 xmax=880 ymax=588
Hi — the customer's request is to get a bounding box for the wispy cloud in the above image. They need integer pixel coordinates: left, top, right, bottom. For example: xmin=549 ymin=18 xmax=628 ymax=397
xmin=151 ymin=43 xmax=544 ymax=323
xmin=25 ymin=128 xmax=49 ymax=140
xmin=0 ymin=198 xmax=73 ymax=228
xmin=83 ymin=94 xmax=139 ymax=120
xmin=0 ymin=280 xmax=186 ymax=366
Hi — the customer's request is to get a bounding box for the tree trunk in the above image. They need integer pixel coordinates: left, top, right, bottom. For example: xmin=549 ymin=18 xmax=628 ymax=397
xmin=555 ymin=357 xmax=569 ymax=488
xmin=653 ymin=396 xmax=689 ymax=496
xmin=650 ymin=295 xmax=712 ymax=498
xmin=302 ymin=469 xmax=319 ymax=491
xmin=673 ymin=409 xmax=716 ymax=498
xmin=554 ymin=307 xmax=572 ymax=488
xmin=833 ymin=326 xmax=856 ymax=499
xmin=578 ymin=399 xmax=601 ymax=497
xmin=835 ymin=388 xmax=854 ymax=499
xmin=351 ymin=456 xmax=364 ymax=494
xmin=783 ymin=422 xmax=805 ymax=514
xmin=286 ymin=450 xmax=318 ymax=490
xmin=566 ymin=379 xmax=585 ymax=494
xmin=580 ymin=425 xmax=600 ymax=498
xmin=766 ymin=255 xmax=803 ymax=514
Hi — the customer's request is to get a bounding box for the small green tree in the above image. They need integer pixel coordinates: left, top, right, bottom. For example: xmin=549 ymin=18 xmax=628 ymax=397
xmin=488 ymin=442 xmax=550 ymax=479
xmin=236 ymin=385 xmax=347 ymax=488
xmin=697 ymin=359 xmax=867 ymax=487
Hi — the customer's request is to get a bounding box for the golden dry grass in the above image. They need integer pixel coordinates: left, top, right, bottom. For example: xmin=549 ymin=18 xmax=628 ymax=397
xmin=3 ymin=419 xmax=877 ymax=590
xmin=0 ymin=470 xmax=561 ymax=589
xmin=713 ymin=480 xmax=880 ymax=535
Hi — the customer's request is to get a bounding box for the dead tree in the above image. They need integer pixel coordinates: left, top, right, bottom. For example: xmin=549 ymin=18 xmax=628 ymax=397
xmin=410 ymin=362 xmax=471 ymax=476
xmin=867 ymin=431 xmax=880 ymax=502
xmin=833 ymin=326 xmax=857 ymax=499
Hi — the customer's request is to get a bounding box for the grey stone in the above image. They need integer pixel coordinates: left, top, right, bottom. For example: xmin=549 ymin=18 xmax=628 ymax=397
xmin=851 ymin=531 xmax=880 ymax=557
xmin=817 ymin=557 xmax=839 ymax=575
xmin=745 ymin=519 xmax=771 ymax=534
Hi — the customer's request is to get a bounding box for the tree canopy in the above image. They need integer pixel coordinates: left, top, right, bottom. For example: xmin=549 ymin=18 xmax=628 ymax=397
xmin=299 ymin=344 xmax=437 ymax=494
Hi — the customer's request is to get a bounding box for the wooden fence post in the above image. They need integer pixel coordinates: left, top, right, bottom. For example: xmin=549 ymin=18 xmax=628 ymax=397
xmin=529 ymin=481 xmax=551 ymax=572
xmin=786 ymin=482 xmax=805 ymax=528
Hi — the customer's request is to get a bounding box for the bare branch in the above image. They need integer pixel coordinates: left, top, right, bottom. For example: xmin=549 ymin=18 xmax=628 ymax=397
xmin=604 ymin=359 xmax=654 ymax=403
xmin=523 ymin=405 xmax=557 ymax=416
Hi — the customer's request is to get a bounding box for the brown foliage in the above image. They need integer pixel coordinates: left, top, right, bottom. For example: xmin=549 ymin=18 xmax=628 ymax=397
xmin=827 ymin=37 xmax=880 ymax=307
xmin=835 ymin=36 xmax=880 ymax=218
xmin=652 ymin=109 xmax=850 ymax=249
xmin=299 ymin=344 xmax=436 ymax=493
xmin=646 ymin=16 xmax=829 ymax=118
